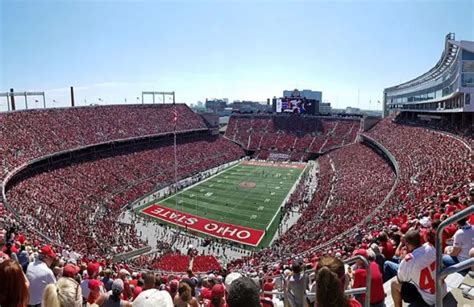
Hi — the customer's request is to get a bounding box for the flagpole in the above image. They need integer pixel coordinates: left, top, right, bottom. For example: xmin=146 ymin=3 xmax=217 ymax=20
xmin=173 ymin=107 xmax=179 ymax=213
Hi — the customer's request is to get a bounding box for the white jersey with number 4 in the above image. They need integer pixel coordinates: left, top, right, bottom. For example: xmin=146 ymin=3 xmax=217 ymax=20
xmin=397 ymin=243 xmax=445 ymax=306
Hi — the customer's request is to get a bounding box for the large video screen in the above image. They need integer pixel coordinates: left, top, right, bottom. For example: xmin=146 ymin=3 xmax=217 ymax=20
xmin=273 ymin=97 xmax=317 ymax=114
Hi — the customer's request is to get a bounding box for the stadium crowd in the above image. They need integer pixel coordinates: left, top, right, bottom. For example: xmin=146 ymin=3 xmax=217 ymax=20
xmin=230 ymin=142 xmax=396 ymax=269
xmin=0 ymin=104 xmax=208 ymax=179
xmin=5 ymin=136 xmax=244 ymax=258
xmin=0 ymin=108 xmax=473 ymax=307
xmin=225 ymin=115 xmax=359 ymax=160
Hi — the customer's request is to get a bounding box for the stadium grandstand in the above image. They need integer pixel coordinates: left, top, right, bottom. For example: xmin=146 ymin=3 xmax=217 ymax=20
xmin=0 ymin=5 xmax=473 ymax=306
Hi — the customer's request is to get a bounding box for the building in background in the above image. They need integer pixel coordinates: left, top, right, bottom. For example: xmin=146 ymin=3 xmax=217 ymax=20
xmin=229 ymin=100 xmax=271 ymax=114
xmin=384 ymin=33 xmax=474 ymax=117
xmin=320 ymin=102 xmax=332 ymax=115
xmin=205 ymin=98 xmax=228 ymax=113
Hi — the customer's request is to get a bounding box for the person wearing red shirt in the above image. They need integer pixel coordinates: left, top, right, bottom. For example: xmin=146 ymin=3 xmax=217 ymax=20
xmin=352 ymin=249 xmax=385 ymax=307
xmin=378 ymin=232 xmax=395 ymax=261
xmin=262 ymin=278 xmax=273 ymax=299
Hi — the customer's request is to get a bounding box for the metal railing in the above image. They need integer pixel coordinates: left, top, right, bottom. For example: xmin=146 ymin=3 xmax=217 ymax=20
xmin=261 ymin=255 xmax=372 ymax=307
xmin=435 ymin=205 xmax=474 ymax=306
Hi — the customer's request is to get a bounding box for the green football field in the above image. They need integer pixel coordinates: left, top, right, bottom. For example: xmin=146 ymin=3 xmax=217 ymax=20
xmin=136 ymin=161 xmax=306 ymax=249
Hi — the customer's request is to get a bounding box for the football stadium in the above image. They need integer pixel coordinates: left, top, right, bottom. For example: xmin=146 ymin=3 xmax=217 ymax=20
xmin=0 ymin=2 xmax=473 ymax=307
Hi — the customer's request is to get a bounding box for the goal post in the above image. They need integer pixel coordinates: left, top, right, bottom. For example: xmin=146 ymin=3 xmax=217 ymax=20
xmin=141 ymin=91 xmax=175 ymax=104
xmin=0 ymin=89 xmax=46 ymax=110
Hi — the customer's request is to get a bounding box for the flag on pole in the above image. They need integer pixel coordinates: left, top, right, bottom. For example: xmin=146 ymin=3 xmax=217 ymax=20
xmin=172 ymin=106 xmax=178 ymax=130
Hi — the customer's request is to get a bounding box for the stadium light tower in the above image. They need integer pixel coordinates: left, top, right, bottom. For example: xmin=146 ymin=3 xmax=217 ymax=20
xmin=141 ymin=91 xmax=175 ymax=104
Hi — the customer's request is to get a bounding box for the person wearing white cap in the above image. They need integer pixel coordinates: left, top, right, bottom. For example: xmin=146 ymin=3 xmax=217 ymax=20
xmin=224 ymin=272 xmax=242 ymax=291
xmin=132 ymin=288 xmax=173 ymax=307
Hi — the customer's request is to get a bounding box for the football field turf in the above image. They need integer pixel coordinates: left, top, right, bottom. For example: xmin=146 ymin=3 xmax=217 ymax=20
xmin=136 ymin=161 xmax=306 ymax=249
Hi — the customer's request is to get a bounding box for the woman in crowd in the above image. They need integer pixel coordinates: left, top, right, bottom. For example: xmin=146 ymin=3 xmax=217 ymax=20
xmin=316 ymin=256 xmax=361 ymax=307
xmin=174 ymin=281 xmax=199 ymax=307
xmin=42 ymin=276 xmax=82 ymax=307
xmin=0 ymin=259 xmax=29 ymax=307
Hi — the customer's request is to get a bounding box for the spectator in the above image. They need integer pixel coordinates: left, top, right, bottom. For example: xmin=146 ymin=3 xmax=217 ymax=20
xmin=141 ymin=272 xmax=155 ymax=290
xmin=351 ymin=249 xmax=385 ymax=307
xmin=390 ymin=230 xmax=445 ymax=307
xmin=226 ymin=277 xmax=260 ymax=307
xmin=132 ymin=288 xmax=174 ymax=307
xmin=174 ymin=281 xmax=199 ymax=307
xmin=42 ymin=277 xmax=82 ymax=307
xmin=81 ymin=262 xmax=102 ymax=302
xmin=26 ymin=245 xmax=57 ymax=307
xmin=315 ymin=256 xmax=361 ymax=307
xmin=0 ymin=259 xmax=29 ymax=307
xmin=442 ymin=214 xmax=474 ymax=269
xmin=286 ymin=262 xmax=305 ymax=307
xmin=210 ymin=284 xmax=226 ymax=307
xmin=95 ymin=279 xmax=131 ymax=307
xmin=102 ymin=269 xmax=114 ymax=292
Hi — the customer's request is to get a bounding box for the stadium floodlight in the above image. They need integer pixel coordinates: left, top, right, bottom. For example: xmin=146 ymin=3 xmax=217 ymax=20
xmin=141 ymin=91 xmax=175 ymax=104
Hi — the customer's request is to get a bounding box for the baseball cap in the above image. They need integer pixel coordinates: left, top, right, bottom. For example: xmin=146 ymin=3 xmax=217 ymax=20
xmin=40 ymin=245 xmax=56 ymax=258
xmin=63 ymin=264 xmax=80 ymax=278
xmin=119 ymin=268 xmax=131 ymax=276
xmin=133 ymin=289 xmax=173 ymax=307
xmin=419 ymin=217 xmax=431 ymax=228
xmin=112 ymin=279 xmax=124 ymax=293
xmin=87 ymin=263 xmax=100 ymax=276
xmin=211 ymin=284 xmax=225 ymax=299
xmin=352 ymin=249 xmax=368 ymax=259
xmin=224 ymin=272 xmax=242 ymax=290
xmin=200 ymin=287 xmax=212 ymax=300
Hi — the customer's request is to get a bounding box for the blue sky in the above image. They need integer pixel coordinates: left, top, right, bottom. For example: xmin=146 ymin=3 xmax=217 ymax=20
xmin=0 ymin=0 xmax=472 ymax=111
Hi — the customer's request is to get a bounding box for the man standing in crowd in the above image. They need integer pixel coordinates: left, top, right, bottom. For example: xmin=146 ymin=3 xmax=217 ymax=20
xmin=287 ymin=262 xmax=305 ymax=307
xmin=26 ymin=245 xmax=57 ymax=307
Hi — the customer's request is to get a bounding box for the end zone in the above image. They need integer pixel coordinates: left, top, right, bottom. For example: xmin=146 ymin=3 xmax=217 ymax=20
xmin=241 ymin=160 xmax=306 ymax=169
xmin=141 ymin=204 xmax=265 ymax=246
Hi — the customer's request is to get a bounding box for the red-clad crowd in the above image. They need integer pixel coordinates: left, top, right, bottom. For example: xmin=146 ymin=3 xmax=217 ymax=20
xmin=225 ymin=115 xmax=360 ymax=160
xmin=0 ymin=104 xmax=208 ymax=179
xmin=1 ymin=108 xmax=473 ymax=307
xmin=5 ymin=135 xmax=244 ymax=259
xmin=230 ymin=142 xmax=396 ymax=269
xmin=142 ymin=252 xmax=221 ymax=273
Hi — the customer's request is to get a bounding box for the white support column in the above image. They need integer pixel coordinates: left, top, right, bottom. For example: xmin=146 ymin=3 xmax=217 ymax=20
xmin=24 ymin=92 xmax=28 ymax=109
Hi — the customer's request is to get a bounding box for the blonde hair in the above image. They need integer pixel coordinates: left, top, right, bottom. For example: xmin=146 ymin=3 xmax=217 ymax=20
xmin=316 ymin=256 xmax=348 ymax=307
xmin=42 ymin=277 xmax=82 ymax=307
